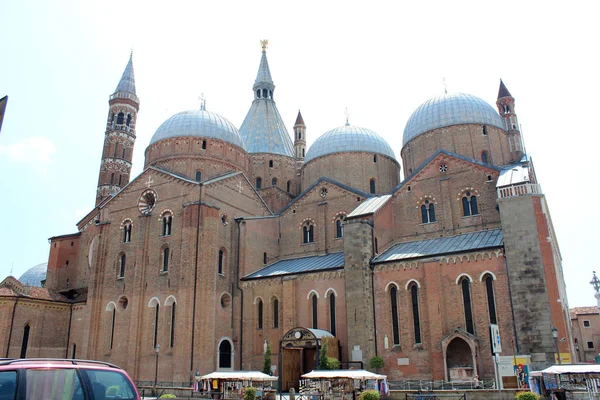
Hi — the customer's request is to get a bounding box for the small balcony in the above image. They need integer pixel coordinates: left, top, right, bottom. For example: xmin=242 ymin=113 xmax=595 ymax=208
xmin=497 ymin=183 xmax=542 ymax=199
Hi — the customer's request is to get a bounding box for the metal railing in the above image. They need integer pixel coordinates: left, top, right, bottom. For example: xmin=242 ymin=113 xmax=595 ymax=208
xmin=389 ymin=379 xmax=496 ymax=391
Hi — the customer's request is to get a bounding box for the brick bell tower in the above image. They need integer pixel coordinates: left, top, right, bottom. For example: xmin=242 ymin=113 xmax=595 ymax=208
xmin=496 ymin=79 xmax=523 ymax=162
xmin=96 ymin=53 xmax=139 ymax=205
xmin=293 ymin=110 xmax=306 ymax=160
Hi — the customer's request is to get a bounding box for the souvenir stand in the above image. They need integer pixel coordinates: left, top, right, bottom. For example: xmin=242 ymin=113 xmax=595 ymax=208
xmin=529 ymin=365 xmax=600 ymax=400
xmin=199 ymin=371 xmax=278 ymax=400
xmin=300 ymin=370 xmax=388 ymax=400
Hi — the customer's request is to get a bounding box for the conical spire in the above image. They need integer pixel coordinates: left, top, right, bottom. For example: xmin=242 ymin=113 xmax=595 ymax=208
xmin=115 ymin=52 xmax=136 ymax=95
xmin=254 ymin=40 xmax=273 ymax=89
xmin=294 ymin=110 xmax=305 ymax=126
xmin=497 ymin=79 xmax=512 ymax=99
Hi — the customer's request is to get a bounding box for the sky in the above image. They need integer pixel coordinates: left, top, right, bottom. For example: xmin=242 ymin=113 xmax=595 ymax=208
xmin=0 ymin=1 xmax=599 ymax=307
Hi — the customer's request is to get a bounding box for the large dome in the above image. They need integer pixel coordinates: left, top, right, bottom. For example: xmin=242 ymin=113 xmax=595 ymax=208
xmin=305 ymin=124 xmax=396 ymax=163
xmin=403 ymin=93 xmax=505 ymax=146
xmin=19 ymin=262 xmax=47 ymax=287
xmin=149 ymin=109 xmax=245 ymax=149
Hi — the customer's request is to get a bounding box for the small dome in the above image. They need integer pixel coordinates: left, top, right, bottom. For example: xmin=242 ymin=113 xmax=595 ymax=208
xmin=305 ymin=125 xmax=396 ymax=163
xmin=19 ymin=262 xmax=47 ymax=287
xmin=149 ymin=109 xmax=245 ymax=149
xmin=403 ymin=93 xmax=505 ymax=146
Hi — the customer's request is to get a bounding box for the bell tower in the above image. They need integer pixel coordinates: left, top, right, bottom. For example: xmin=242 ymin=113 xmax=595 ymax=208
xmin=293 ymin=110 xmax=306 ymax=160
xmin=96 ymin=53 xmax=139 ymax=205
xmin=496 ymin=80 xmax=523 ymax=162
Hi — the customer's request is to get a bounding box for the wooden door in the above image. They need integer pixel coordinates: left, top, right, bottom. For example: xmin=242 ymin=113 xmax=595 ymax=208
xmin=282 ymin=349 xmax=301 ymax=392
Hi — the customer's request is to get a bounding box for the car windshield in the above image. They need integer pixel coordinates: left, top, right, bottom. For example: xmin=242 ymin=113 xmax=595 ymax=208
xmin=81 ymin=369 xmax=137 ymax=400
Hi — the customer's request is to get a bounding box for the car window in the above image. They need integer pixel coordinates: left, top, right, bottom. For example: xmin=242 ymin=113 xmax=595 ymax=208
xmin=0 ymin=371 xmax=17 ymax=400
xmin=25 ymin=368 xmax=83 ymax=400
xmin=81 ymin=369 xmax=137 ymax=400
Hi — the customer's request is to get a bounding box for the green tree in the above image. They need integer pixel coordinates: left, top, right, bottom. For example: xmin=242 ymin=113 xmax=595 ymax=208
xmin=369 ymin=356 xmax=384 ymax=372
xmin=244 ymin=387 xmax=257 ymax=400
xmin=318 ymin=342 xmax=329 ymax=370
xmin=262 ymin=343 xmax=272 ymax=375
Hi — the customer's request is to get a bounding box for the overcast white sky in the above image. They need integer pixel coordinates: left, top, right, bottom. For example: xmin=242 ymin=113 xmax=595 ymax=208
xmin=1 ymin=1 xmax=599 ymax=307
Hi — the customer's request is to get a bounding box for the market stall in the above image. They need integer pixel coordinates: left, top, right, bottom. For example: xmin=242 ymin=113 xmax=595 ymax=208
xmin=198 ymin=371 xmax=278 ymax=399
xmin=300 ymin=370 xmax=388 ymax=399
xmin=529 ymin=365 xmax=600 ymax=400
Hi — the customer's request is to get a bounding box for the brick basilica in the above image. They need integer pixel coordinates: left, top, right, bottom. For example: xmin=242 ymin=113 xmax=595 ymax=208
xmin=1 ymin=43 xmax=573 ymax=388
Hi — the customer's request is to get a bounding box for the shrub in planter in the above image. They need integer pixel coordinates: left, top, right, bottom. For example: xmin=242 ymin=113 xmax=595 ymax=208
xmin=359 ymin=390 xmax=380 ymax=400
xmin=325 ymin=357 xmax=341 ymax=370
xmin=244 ymin=386 xmax=257 ymax=400
xmin=159 ymin=394 xmax=176 ymax=399
xmin=515 ymin=392 xmax=540 ymax=400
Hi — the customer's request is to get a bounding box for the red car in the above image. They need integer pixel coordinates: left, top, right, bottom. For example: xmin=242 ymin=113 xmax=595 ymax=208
xmin=0 ymin=358 xmax=140 ymax=400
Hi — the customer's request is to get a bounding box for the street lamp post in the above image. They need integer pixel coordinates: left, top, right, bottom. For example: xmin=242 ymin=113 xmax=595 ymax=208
xmin=552 ymin=327 xmax=561 ymax=364
xmin=154 ymin=344 xmax=160 ymax=390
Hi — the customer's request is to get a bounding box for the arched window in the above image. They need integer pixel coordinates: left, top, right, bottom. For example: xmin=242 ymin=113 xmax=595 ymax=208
xmin=256 ymin=177 xmax=262 ymax=189
xmin=153 ymin=304 xmax=160 ymax=348
xmin=485 ymin=275 xmax=498 ymax=324
xmin=273 ymin=299 xmax=279 ymax=328
xmin=482 ymin=151 xmax=489 ymax=164
xmin=110 ymin=173 xmax=115 ymax=185
xmin=370 ymin=179 xmax=376 ymax=194
xmin=119 ymin=254 xmax=126 ymax=278
xmin=118 ymin=175 xmax=122 ymax=186
xmin=461 ymin=278 xmax=474 ymax=334
xmin=271 ymin=178 xmax=277 ymax=187
xmin=410 ymin=284 xmax=421 ymax=344
xmin=329 ymin=292 xmax=336 ymax=336
xmin=269 ymin=160 xmax=274 ymax=168
xmin=335 ymin=216 xmax=345 ymax=238
xmin=257 ymin=89 xmax=261 ymax=98
xmin=420 ymin=200 xmax=436 ymax=224
xmin=218 ymin=249 xmax=225 ymax=275
xmin=195 ymin=171 xmax=202 ymax=182
xmin=390 ymin=286 xmax=400 ymax=345
xmin=202 ymin=140 xmax=207 ymax=150
xmin=117 ymin=112 xmax=124 ymax=125
xmin=483 ymin=125 xmax=488 ymax=135
xmin=462 ymin=192 xmax=479 ymax=216
xmin=126 ymin=114 xmax=132 ymax=126
xmin=162 ymin=247 xmax=170 ymax=272
xmin=170 ymin=303 xmax=176 ymax=347
xmin=258 ymin=300 xmax=263 ymax=330
xmin=162 ymin=213 xmax=172 ymax=236
xmin=287 ymin=181 xmax=291 ymax=192
xmin=302 ymin=222 xmax=314 ymax=244
xmin=123 ymin=222 xmax=132 ymax=243
xmin=109 ymin=308 xmax=115 ymax=349
xmin=311 ymin=293 xmax=318 ymax=329
xmin=262 ymin=89 xmax=267 ymax=98
xmin=302 ymin=149 xmax=305 ymax=157
xmin=21 ymin=324 xmax=30 ymax=358
xmin=218 ymin=340 xmax=232 ymax=369
xmin=298 ymin=131 xmax=302 ymax=140
xmin=373 ymin=154 xmax=377 ymax=163
xmin=263 ymin=252 xmax=267 ymax=264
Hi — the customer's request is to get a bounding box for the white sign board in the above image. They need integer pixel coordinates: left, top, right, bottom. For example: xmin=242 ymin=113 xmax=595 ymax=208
xmin=491 ymin=324 xmax=502 ymax=353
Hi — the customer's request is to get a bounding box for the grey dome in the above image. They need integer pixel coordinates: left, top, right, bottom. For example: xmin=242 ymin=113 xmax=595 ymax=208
xmin=403 ymin=93 xmax=505 ymax=146
xmin=149 ymin=109 xmax=245 ymax=149
xmin=19 ymin=262 xmax=47 ymax=287
xmin=305 ymin=124 xmax=396 ymax=163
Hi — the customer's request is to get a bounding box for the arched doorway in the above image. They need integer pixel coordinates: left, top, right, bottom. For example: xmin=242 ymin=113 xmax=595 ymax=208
xmin=442 ymin=329 xmax=478 ymax=381
xmin=278 ymin=327 xmax=338 ymax=392
xmin=217 ymin=339 xmax=233 ymax=371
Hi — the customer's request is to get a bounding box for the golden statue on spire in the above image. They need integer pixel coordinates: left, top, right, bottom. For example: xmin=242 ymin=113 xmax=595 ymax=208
xmin=261 ymin=39 xmax=268 ymax=52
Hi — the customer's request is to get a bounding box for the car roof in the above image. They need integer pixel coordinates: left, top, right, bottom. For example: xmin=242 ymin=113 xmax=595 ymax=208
xmin=0 ymin=358 xmax=123 ymax=371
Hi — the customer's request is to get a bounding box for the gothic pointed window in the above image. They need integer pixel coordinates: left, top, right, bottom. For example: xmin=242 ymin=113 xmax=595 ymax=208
xmin=370 ymin=179 xmax=376 ymax=194
xmin=461 ymin=278 xmax=475 ymax=334
xmin=420 ymin=200 xmax=436 ymax=223
xmin=329 ymin=292 xmax=337 ymax=336
xmin=485 ymin=274 xmax=498 ymax=324
xmin=258 ymin=299 xmax=263 ymax=330
xmin=118 ymin=254 xmax=126 ymax=278
xmin=483 ymin=125 xmax=488 ymax=135
xmin=303 ymin=222 xmax=314 ymax=244
xmin=123 ymin=222 xmax=132 ymax=243
xmin=410 ymin=283 xmax=422 ymax=344
xmin=153 ymin=304 xmax=159 ymax=348
xmin=273 ymin=299 xmax=279 ymax=328
xmin=117 ymin=112 xmax=124 ymax=125
xmin=256 ymin=177 xmax=262 ymax=189
xmin=162 ymin=213 xmax=172 ymax=236
xmin=109 ymin=308 xmax=115 ymax=349
xmin=335 ymin=216 xmax=345 ymax=238
xmin=170 ymin=303 xmax=176 ymax=348
xmin=162 ymin=247 xmax=170 ymax=272
xmin=257 ymin=90 xmax=261 ymax=98
xmin=218 ymin=340 xmax=232 ymax=369
xmin=462 ymin=192 xmax=479 ymax=216
xmin=390 ymin=286 xmax=400 ymax=345
xmin=311 ymin=293 xmax=318 ymax=329
xmin=20 ymin=324 xmax=30 ymax=358
xmin=126 ymin=114 xmax=132 ymax=126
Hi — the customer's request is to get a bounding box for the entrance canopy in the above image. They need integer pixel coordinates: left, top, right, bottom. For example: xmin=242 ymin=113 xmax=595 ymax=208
xmin=281 ymin=327 xmax=334 ymax=348
xmin=199 ymin=371 xmax=278 ymax=381
xmin=301 ymin=370 xmax=387 ymax=380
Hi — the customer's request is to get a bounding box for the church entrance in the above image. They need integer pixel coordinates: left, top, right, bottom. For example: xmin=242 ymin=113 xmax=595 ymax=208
xmin=279 ymin=327 xmax=338 ymax=392
xmin=442 ymin=330 xmax=479 ymax=381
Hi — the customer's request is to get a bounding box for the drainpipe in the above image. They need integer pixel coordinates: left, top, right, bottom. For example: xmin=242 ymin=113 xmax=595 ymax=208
xmin=370 ymin=220 xmax=378 ymax=357
xmin=189 ymin=188 xmax=202 ymax=385
xmin=65 ymin=302 xmax=73 ymax=358
xmin=6 ymin=296 xmax=19 ymax=358
xmin=235 ymin=218 xmax=244 ymax=368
